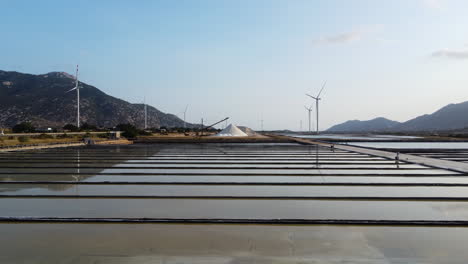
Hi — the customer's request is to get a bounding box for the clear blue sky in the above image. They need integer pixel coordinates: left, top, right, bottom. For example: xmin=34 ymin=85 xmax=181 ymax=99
xmin=2 ymin=0 xmax=468 ymax=130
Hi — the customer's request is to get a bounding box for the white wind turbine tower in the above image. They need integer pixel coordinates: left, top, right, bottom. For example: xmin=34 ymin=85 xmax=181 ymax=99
xmin=66 ymin=65 xmax=81 ymax=128
xmin=306 ymin=81 xmax=327 ymax=135
xmin=183 ymin=105 xmax=188 ymax=129
xmin=304 ymin=105 xmax=313 ymax=132
xmin=143 ymin=97 xmax=148 ymax=130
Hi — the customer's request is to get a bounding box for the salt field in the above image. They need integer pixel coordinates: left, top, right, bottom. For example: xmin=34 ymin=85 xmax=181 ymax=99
xmin=349 ymin=141 xmax=468 ymax=149
xmin=2 ymin=142 xmax=468 ymax=262
xmin=283 ymin=133 xmax=421 ymax=141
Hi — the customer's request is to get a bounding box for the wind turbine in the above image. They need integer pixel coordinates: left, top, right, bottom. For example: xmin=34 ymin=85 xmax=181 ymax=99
xmin=143 ymin=97 xmax=148 ymax=130
xmin=183 ymin=105 xmax=188 ymax=129
xmin=304 ymin=105 xmax=313 ymax=132
xmin=66 ymin=65 xmax=81 ymax=128
xmin=306 ymin=81 xmax=327 ymax=134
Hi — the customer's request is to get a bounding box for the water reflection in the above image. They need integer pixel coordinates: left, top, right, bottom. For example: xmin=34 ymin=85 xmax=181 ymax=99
xmin=1 ymin=143 xmax=468 ymax=263
xmin=2 ymin=224 xmax=468 ymax=263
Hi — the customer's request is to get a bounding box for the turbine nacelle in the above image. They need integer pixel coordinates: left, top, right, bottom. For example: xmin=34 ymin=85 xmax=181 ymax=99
xmin=306 ymin=94 xmax=321 ymax=100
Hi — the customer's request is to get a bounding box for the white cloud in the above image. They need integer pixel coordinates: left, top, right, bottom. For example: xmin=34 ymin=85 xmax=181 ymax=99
xmin=422 ymin=0 xmax=445 ymax=9
xmin=315 ymin=25 xmax=383 ymax=45
xmin=316 ymin=31 xmax=362 ymax=44
xmin=431 ymin=49 xmax=468 ymax=59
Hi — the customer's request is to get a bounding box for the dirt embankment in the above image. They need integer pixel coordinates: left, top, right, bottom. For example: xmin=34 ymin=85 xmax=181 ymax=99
xmin=135 ymin=134 xmax=294 ymax=144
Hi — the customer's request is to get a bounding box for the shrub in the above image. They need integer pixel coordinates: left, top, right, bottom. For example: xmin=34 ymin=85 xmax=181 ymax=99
xmin=116 ymin=124 xmax=138 ymax=138
xmin=81 ymin=123 xmax=97 ymax=131
xmin=81 ymin=132 xmax=92 ymax=139
xmin=63 ymin=124 xmax=79 ymax=132
xmin=18 ymin=136 xmax=29 ymax=143
xmin=12 ymin=122 xmax=35 ymax=133
xmin=36 ymin=133 xmax=54 ymax=139
xmin=57 ymin=133 xmax=72 ymax=139
xmin=97 ymin=133 xmax=109 ymax=138
xmin=138 ymin=130 xmax=152 ymax=136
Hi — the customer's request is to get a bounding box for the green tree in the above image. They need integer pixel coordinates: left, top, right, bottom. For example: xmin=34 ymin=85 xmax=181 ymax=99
xmin=12 ymin=122 xmax=35 ymax=133
xmin=116 ymin=123 xmax=138 ymax=138
xmin=63 ymin=124 xmax=79 ymax=132
xmin=81 ymin=123 xmax=97 ymax=131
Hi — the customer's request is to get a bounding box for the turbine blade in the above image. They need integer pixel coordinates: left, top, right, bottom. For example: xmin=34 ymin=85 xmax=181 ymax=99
xmin=66 ymin=87 xmax=77 ymax=93
xmin=306 ymin=94 xmax=318 ymax=100
xmin=317 ymin=81 xmax=327 ymax=98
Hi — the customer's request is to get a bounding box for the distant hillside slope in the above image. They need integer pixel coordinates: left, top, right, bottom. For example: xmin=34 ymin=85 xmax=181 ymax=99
xmin=0 ymin=70 xmax=192 ymax=128
xmin=326 ymin=101 xmax=468 ymax=132
xmin=392 ymin=101 xmax=468 ymax=131
xmin=327 ymin=117 xmax=401 ymax=132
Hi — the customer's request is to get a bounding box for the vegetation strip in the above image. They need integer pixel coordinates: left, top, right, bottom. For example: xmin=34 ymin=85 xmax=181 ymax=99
xmin=2 ymin=217 xmax=468 ymax=226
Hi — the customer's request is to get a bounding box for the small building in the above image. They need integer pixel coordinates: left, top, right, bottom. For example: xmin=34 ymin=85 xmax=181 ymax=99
xmin=36 ymin=127 xmax=53 ymax=133
xmin=109 ymin=131 xmax=121 ymax=139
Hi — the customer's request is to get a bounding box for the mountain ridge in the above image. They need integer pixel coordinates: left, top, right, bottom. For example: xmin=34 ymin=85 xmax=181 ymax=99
xmin=0 ymin=70 xmax=193 ymax=128
xmin=328 ymin=101 xmax=468 ymax=132
xmin=328 ymin=117 xmax=401 ymax=132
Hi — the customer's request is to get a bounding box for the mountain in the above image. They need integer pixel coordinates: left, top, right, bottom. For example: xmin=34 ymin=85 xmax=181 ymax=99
xmin=0 ymin=70 xmax=192 ymax=128
xmin=327 ymin=117 xmax=401 ymax=132
xmin=392 ymin=101 xmax=468 ymax=131
xmin=327 ymin=101 xmax=468 ymax=132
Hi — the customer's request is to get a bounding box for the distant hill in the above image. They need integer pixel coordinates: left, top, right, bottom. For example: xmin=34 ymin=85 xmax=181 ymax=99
xmin=392 ymin=101 xmax=468 ymax=131
xmin=327 ymin=117 xmax=401 ymax=132
xmin=0 ymin=70 xmax=193 ymax=128
xmin=327 ymin=101 xmax=468 ymax=132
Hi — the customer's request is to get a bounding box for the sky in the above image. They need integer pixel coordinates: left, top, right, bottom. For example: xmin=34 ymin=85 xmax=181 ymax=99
xmin=2 ymin=0 xmax=468 ymax=130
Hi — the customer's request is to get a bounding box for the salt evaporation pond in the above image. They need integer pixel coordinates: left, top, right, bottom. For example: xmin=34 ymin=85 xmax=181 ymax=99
xmin=1 ymin=143 xmax=468 ymax=263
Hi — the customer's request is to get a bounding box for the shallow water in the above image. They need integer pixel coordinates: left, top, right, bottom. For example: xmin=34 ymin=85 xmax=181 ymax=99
xmin=0 ymin=143 xmax=467 ymax=263
xmin=1 ymin=224 xmax=468 ymax=264
xmin=283 ymin=133 xmax=421 ymax=140
xmin=349 ymin=142 xmax=468 ymax=149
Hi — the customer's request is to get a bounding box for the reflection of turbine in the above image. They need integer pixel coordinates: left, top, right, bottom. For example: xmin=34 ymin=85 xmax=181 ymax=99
xmin=315 ymin=145 xmax=325 ymax=183
xmin=306 ymin=81 xmax=327 ymax=134
xmin=72 ymin=148 xmax=81 ymax=195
